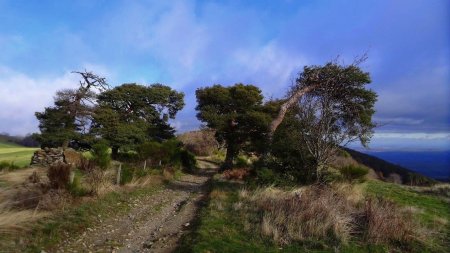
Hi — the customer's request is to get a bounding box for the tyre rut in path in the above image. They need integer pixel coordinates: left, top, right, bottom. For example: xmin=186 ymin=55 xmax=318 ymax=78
xmin=58 ymin=160 xmax=217 ymax=253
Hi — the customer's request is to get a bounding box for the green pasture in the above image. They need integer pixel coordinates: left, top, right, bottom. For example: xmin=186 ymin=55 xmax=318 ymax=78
xmin=0 ymin=141 xmax=38 ymax=167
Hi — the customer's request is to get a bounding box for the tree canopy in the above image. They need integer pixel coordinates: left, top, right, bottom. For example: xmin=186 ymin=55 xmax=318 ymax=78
xmin=92 ymin=83 xmax=184 ymax=157
xmin=196 ymin=84 xmax=270 ymax=170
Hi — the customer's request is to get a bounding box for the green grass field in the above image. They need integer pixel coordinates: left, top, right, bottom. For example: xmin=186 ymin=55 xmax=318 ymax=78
xmin=0 ymin=141 xmax=38 ymax=167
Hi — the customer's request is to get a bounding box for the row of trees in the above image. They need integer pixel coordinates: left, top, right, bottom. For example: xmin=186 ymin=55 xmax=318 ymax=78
xmin=195 ymin=60 xmax=377 ymax=181
xmin=34 ymin=71 xmax=185 ymax=158
xmin=35 ymin=59 xmax=377 ymax=182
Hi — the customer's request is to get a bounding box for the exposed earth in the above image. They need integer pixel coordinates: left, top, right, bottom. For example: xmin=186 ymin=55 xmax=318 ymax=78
xmin=56 ymin=159 xmax=217 ymax=253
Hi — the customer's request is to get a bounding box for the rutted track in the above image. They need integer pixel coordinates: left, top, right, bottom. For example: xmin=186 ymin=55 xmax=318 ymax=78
xmin=58 ymin=160 xmax=217 ymax=253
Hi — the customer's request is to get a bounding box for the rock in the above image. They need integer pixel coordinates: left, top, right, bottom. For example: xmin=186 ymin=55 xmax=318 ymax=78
xmin=184 ymin=222 xmax=190 ymax=227
xmin=64 ymin=148 xmax=82 ymax=167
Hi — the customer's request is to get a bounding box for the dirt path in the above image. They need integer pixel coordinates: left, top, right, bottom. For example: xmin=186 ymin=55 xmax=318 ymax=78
xmin=58 ymin=160 xmax=217 ymax=253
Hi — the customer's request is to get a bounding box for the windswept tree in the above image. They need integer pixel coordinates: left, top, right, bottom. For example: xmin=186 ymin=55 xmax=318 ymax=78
xmin=92 ymin=83 xmax=184 ymax=158
xmin=274 ymin=61 xmax=377 ymax=181
xmin=196 ymin=84 xmax=270 ymax=170
xmin=35 ymin=71 xmax=109 ymax=148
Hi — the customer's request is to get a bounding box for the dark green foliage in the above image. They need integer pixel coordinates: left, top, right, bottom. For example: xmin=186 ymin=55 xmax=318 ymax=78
xmin=137 ymin=141 xmax=164 ymax=165
xmin=340 ymin=165 xmax=369 ymax=182
xmin=0 ymin=161 xmax=20 ymax=171
xmin=179 ymin=149 xmax=196 ymax=172
xmin=265 ymin=108 xmax=317 ymax=184
xmin=68 ymin=171 xmax=89 ymax=197
xmin=92 ymin=83 xmax=184 ymax=157
xmin=235 ymin=155 xmax=250 ymax=168
xmin=35 ymin=106 xmax=79 ymax=148
xmin=120 ymin=165 xmax=134 ymax=185
xmin=35 ymin=72 xmax=106 ymax=149
xmin=91 ymin=141 xmax=111 ymax=170
xmin=196 ymin=84 xmax=271 ymax=170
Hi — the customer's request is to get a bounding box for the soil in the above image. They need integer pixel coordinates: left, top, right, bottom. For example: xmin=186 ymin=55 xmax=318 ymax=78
xmin=56 ymin=159 xmax=217 ymax=253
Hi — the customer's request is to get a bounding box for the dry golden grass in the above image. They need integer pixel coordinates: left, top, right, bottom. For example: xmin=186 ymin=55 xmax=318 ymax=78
xmin=237 ymin=183 xmax=423 ymax=246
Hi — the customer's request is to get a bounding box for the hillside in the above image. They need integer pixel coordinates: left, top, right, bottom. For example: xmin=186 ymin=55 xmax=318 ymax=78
xmin=0 ymin=140 xmax=38 ymax=168
xmin=345 ymin=148 xmax=436 ymax=185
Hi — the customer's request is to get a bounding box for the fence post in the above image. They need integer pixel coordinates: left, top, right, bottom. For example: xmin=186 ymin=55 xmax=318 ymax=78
xmin=69 ymin=170 xmax=75 ymax=184
xmin=116 ymin=163 xmax=122 ymax=185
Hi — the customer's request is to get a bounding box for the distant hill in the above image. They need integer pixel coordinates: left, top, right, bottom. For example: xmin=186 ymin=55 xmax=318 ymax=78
xmin=345 ymin=148 xmax=437 ymax=186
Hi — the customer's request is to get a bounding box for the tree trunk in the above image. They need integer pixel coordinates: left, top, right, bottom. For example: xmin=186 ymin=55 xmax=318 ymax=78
xmin=222 ymin=143 xmax=237 ymax=171
xmin=112 ymin=146 xmax=119 ymax=159
xmin=268 ymin=85 xmax=318 ymax=140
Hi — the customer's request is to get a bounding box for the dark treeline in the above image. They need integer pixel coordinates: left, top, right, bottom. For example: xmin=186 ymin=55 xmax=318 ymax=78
xmin=0 ymin=133 xmax=39 ymax=147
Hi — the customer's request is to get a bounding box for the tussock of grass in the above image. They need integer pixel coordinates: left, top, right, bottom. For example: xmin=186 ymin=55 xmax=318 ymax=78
xmin=237 ymin=184 xmax=424 ymax=248
xmin=179 ymin=179 xmax=448 ymax=253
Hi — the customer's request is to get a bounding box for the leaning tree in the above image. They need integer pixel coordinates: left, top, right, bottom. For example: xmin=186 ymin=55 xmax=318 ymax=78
xmin=271 ymin=61 xmax=377 ymax=181
xmin=35 ymin=71 xmax=109 ymax=148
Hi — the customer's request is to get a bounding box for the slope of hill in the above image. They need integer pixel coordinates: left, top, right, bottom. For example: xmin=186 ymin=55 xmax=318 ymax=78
xmin=344 ymin=148 xmax=436 ymax=185
xmin=0 ymin=140 xmax=38 ymax=168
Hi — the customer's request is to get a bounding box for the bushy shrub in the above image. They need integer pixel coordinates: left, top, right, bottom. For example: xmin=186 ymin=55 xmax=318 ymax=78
xmin=78 ymin=156 xmax=95 ymax=171
xmin=137 ymin=141 xmax=164 ymax=165
xmin=120 ymin=165 xmax=134 ymax=185
xmin=179 ymin=149 xmax=196 ymax=172
xmin=48 ymin=162 xmax=72 ymax=189
xmin=91 ymin=141 xmax=111 ymax=170
xmin=137 ymin=139 xmax=196 ymax=171
xmin=68 ymin=171 xmax=89 ymax=197
xmin=115 ymin=151 xmax=140 ymax=163
xmin=223 ymin=168 xmax=250 ymax=180
xmin=161 ymin=139 xmax=183 ymax=164
xmin=235 ymin=155 xmax=250 ymax=167
xmin=340 ymin=165 xmax=369 ymax=182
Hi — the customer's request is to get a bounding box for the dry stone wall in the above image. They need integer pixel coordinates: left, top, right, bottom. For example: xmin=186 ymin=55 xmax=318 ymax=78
xmin=31 ymin=148 xmax=82 ymax=167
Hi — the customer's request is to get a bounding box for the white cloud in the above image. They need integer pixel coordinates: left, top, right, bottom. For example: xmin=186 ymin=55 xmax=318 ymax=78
xmin=374 ymin=117 xmax=424 ymax=125
xmin=373 ymin=132 xmax=450 ymax=140
xmin=0 ymin=65 xmax=109 ymax=135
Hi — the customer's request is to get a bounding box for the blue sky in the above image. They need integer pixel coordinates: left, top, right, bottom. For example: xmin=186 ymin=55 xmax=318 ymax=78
xmin=0 ymin=0 xmax=449 ymax=151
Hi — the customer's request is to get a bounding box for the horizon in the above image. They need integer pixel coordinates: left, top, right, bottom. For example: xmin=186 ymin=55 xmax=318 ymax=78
xmin=0 ymin=0 xmax=449 ymax=151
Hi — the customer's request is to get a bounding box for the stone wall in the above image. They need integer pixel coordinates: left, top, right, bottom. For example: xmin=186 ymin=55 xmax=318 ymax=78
xmin=31 ymin=148 xmax=82 ymax=167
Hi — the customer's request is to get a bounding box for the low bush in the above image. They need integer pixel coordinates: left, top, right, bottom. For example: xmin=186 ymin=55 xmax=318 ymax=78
xmin=47 ymin=162 xmax=72 ymax=189
xmin=85 ymin=167 xmax=106 ymax=195
xmin=251 ymin=167 xmax=296 ymax=187
xmin=223 ymin=168 xmax=250 ymax=180
xmin=0 ymin=161 xmax=21 ymax=171
xmin=120 ymin=165 xmax=134 ymax=185
xmin=78 ymin=156 xmax=95 ymax=172
xmin=340 ymin=165 xmax=369 ymax=182
xmin=235 ymin=155 xmax=250 ymax=167
xmin=68 ymin=171 xmax=89 ymax=197
xmin=91 ymin=141 xmax=111 ymax=170
xmin=179 ymin=149 xmax=196 ymax=172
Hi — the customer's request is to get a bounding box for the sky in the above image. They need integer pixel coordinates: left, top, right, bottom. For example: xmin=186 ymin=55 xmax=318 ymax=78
xmin=0 ymin=0 xmax=449 ymax=151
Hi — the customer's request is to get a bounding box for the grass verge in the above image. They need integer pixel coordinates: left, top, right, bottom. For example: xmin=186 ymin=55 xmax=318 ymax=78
xmin=178 ymin=178 xmax=449 ymax=253
xmin=0 ymin=183 xmax=164 ymax=253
